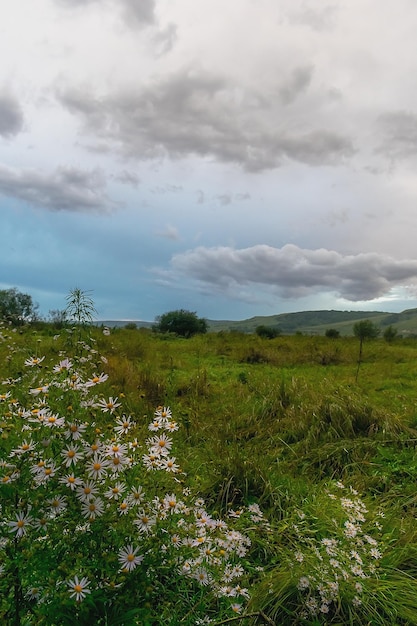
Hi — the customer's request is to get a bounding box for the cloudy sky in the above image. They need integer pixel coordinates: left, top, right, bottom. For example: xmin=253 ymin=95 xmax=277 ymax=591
xmin=2 ymin=0 xmax=417 ymax=321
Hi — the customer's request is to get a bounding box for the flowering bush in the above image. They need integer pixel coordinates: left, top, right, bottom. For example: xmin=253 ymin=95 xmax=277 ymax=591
xmin=0 ymin=330 xmax=268 ymax=625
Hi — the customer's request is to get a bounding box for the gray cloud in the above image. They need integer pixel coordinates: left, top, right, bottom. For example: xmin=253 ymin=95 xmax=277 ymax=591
xmin=57 ymin=68 xmax=354 ymax=171
xmin=120 ymin=0 xmax=156 ymax=27
xmin=279 ymin=65 xmax=314 ymax=105
xmin=377 ymin=110 xmax=417 ymax=161
xmin=287 ymin=3 xmax=338 ymax=32
xmin=170 ymin=244 xmax=417 ymax=302
xmin=55 ymin=0 xmax=155 ymax=27
xmin=0 ymin=93 xmax=24 ymax=138
xmin=0 ymin=164 xmax=113 ymax=212
xmin=152 ymin=23 xmax=178 ymax=56
xmin=155 ymin=224 xmax=180 ymax=240
xmin=114 ymin=170 xmax=141 ymax=187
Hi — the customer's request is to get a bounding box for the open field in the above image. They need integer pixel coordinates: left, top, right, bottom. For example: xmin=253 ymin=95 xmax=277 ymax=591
xmin=2 ymin=324 xmax=417 ymax=624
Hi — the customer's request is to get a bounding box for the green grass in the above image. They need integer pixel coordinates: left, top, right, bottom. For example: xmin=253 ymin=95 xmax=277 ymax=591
xmin=2 ymin=324 xmax=417 ymax=624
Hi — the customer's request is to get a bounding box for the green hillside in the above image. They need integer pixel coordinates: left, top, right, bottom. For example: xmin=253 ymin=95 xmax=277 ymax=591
xmin=99 ymin=307 xmax=417 ymax=336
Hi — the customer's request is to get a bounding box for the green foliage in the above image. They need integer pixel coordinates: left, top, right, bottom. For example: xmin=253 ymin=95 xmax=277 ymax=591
xmin=325 ymin=327 xmax=340 ymax=338
xmin=383 ymin=324 xmax=398 ymax=342
xmin=255 ymin=325 xmax=282 ymax=339
xmin=353 ymin=320 xmax=380 ymax=341
xmin=0 ymin=287 xmax=39 ymax=326
xmin=153 ymin=309 xmax=208 ymax=338
xmin=65 ymin=288 xmax=97 ymax=326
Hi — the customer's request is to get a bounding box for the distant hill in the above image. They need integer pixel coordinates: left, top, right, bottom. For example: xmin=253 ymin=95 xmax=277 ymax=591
xmin=97 ymin=308 xmax=417 ymax=336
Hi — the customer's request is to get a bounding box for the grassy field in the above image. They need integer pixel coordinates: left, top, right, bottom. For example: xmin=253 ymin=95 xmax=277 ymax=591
xmin=1 ymin=323 xmax=417 ymax=624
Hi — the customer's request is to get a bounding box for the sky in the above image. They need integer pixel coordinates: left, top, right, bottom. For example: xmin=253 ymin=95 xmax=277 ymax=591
xmin=3 ymin=0 xmax=417 ymax=322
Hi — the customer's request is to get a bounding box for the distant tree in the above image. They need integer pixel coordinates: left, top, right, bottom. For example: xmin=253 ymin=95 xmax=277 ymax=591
xmin=325 ymin=328 xmax=340 ymax=338
xmin=255 ymin=325 xmax=281 ymax=339
xmin=0 ymin=288 xmax=39 ymax=325
xmin=383 ymin=325 xmax=398 ymax=343
xmin=353 ymin=320 xmax=380 ymax=382
xmin=125 ymin=322 xmax=137 ymax=330
xmin=153 ymin=309 xmax=208 ymax=338
xmin=48 ymin=309 xmax=68 ymax=329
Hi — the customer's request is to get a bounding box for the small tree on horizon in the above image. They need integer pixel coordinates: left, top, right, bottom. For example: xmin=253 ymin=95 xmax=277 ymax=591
xmin=153 ymin=309 xmax=208 ymax=338
xmin=353 ymin=320 xmax=380 ymax=382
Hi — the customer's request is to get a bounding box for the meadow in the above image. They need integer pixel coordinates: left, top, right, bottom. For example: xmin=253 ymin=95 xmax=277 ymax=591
xmin=1 ymin=320 xmax=417 ymax=625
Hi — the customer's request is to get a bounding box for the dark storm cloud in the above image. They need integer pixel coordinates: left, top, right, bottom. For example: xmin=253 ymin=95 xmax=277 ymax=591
xmin=0 ymin=164 xmax=113 ymax=212
xmin=0 ymin=93 xmax=24 ymax=138
xmin=57 ymin=68 xmax=354 ymax=171
xmin=170 ymin=244 xmax=417 ymax=302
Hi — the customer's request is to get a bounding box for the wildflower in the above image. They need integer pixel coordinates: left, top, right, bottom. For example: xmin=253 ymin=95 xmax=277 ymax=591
xmin=84 ymin=439 xmax=103 ymax=456
xmin=67 ymin=575 xmax=91 ymax=602
xmin=95 ymin=397 xmax=121 ymax=413
xmin=163 ymin=493 xmax=183 ymax=514
xmin=33 ymin=463 xmax=56 ymax=484
xmin=85 ymin=373 xmax=109 ymax=387
xmin=160 ymin=456 xmax=180 ymax=473
xmin=105 ymin=482 xmax=126 ymax=500
xmin=59 ymin=473 xmax=83 ymax=491
xmin=65 ymin=422 xmax=87 ymax=440
xmin=8 ymin=511 xmax=33 ymax=538
xmin=33 ymin=516 xmax=48 ymax=531
xmin=142 ymin=453 xmax=161 ymax=470
xmin=0 ymin=391 xmax=11 ymax=401
xmin=106 ymin=442 xmax=128 ymax=458
xmin=370 ymin=547 xmax=382 ymax=559
xmin=193 ymin=567 xmax=212 ymax=586
xmin=29 ymin=384 xmax=49 ymax=396
xmin=25 ymin=356 xmax=45 ymax=367
xmin=147 ymin=433 xmax=173 ymax=457
xmin=26 ymin=587 xmax=41 ymax=600
xmin=107 ymin=454 xmax=130 ymax=473
xmin=231 ymin=603 xmax=242 ymax=614
xmin=86 ymin=454 xmax=110 ymax=479
xmin=81 ymin=497 xmax=105 ymax=520
xmin=118 ymin=544 xmax=144 ymax=571
xmin=114 ymin=415 xmax=135 ymax=435
xmin=134 ymin=510 xmax=156 ymax=533
xmin=76 ymin=481 xmax=99 ymax=502
xmin=297 ymin=576 xmax=310 ymax=590
xmin=118 ymin=500 xmax=129 ymax=515
xmin=53 ymin=358 xmax=73 ymax=373
xmin=48 ymin=496 xmax=67 ymax=515
xmin=155 ymin=406 xmax=172 ymax=420
xmin=127 ymin=485 xmax=144 ymax=506
xmin=11 ymin=440 xmax=35 ymax=456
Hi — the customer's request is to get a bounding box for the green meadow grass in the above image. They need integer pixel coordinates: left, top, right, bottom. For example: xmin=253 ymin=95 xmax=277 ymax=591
xmin=2 ymin=324 xmax=417 ymax=624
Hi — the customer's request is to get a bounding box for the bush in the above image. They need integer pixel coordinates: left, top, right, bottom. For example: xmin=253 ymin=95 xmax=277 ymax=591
xmin=325 ymin=328 xmax=340 ymax=338
xmin=255 ymin=325 xmax=281 ymax=339
xmin=153 ymin=309 xmax=208 ymax=338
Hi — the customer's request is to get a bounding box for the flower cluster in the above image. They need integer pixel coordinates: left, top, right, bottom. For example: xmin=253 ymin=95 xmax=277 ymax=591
xmin=0 ymin=334 xmax=268 ymax=624
xmin=290 ymin=482 xmax=384 ymax=620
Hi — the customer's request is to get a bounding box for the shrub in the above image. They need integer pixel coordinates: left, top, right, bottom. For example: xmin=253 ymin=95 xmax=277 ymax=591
xmin=153 ymin=309 xmax=208 ymax=338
